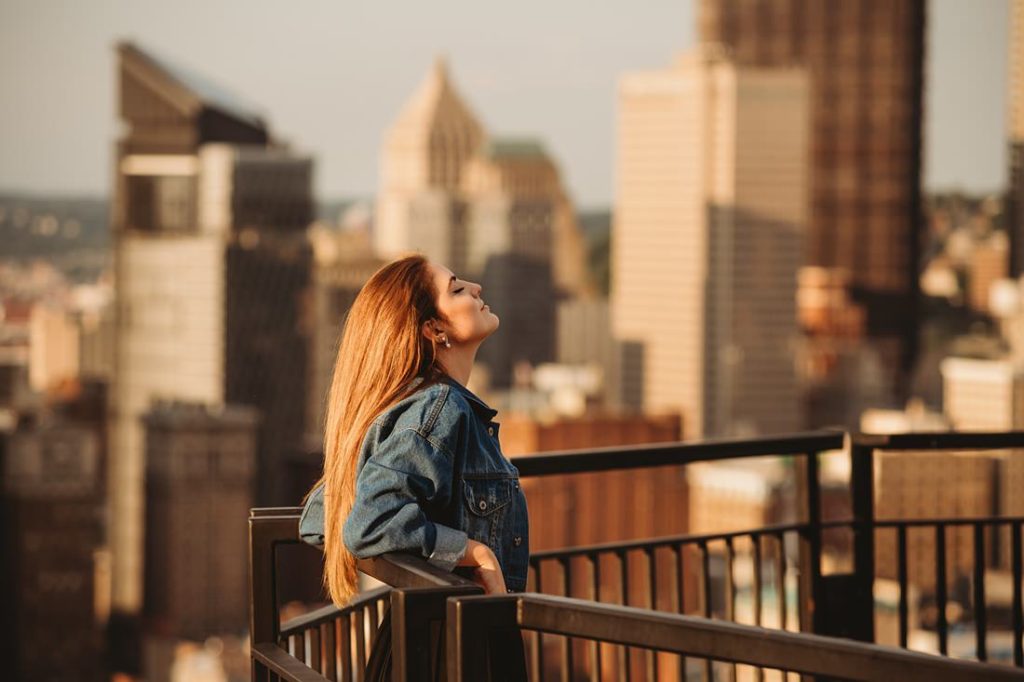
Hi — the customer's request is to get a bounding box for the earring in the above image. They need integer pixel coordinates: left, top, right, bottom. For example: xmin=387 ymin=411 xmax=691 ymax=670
xmin=438 ymin=335 xmax=451 ymax=349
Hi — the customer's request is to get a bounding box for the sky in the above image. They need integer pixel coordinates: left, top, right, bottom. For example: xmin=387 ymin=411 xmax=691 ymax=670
xmin=0 ymin=0 xmax=1010 ymax=208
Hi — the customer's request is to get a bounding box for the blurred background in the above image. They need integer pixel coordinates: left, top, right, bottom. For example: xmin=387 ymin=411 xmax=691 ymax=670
xmin=0 ymin=0 xmax=1019 ymax=679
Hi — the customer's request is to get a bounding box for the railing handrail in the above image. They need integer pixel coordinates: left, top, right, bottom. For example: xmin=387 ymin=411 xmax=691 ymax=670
xmin=853 ymin=430 xmax=1024 ymax=451
xmin=446 ymin=592 xmax=1024 ymax=682
xmin=279 ymin=585 xmax=391 ymax=637
xmin=248 ymin=508 xmax=476 ymax=615
xmin=866 ymin=515 xmax=1024 ymax=528
xmin=252 ymin=642 xmax=331 ymax=682
xmin=356 ymin=553 xmax=479 ymax=591
xmin=529 ymin=521 xmax=806 ymax=561
xmin=511 ymin=429 xmax=845 ymax=477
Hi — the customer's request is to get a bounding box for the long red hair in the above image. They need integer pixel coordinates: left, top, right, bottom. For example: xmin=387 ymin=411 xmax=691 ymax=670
xmin=306 ymin=255 xmax=448 ymax=606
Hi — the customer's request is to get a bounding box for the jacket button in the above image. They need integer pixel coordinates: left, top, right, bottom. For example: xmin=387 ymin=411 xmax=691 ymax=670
xmin=478 ymin=499 xmax=488 ymax=511
xmin=513 ymin=535 xmax=522 ymax=546
xmin=488 ymin=426 xmax=495 ymax=436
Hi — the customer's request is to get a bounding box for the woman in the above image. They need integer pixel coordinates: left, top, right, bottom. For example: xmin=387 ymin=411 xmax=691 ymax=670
xmin=298 ymin=255 xmax=529 ymax=680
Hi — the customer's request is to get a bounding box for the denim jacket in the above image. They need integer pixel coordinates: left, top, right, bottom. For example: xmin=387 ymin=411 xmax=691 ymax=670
xmin=299 ymin=375 xmax=530 ymax=592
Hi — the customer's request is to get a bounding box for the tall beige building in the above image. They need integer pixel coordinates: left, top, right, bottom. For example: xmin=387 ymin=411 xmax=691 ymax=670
xmin=375 ymin=60 xmax=589 ymax=386
xmin=375 ymin=59 xmax=589 ymax=297
xmin=374 ymin=58 xmax=484 ymax=272
xmin=1010 ymin=0 xmax=1024 ymax=275
xmin=612 ymin=49 xmax=808 ymax=437
xmin=111 ymin=43 xmax=312 ymax=620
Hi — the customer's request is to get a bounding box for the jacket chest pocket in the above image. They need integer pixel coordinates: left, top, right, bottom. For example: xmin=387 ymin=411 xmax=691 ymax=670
xmin=461 ymin=477 xmax=514 ymax=547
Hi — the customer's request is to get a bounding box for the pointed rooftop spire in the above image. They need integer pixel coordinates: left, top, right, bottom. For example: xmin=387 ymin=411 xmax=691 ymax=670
xmin=387 ymin=56 xmax=482 ymax=137
xmin=381 ymin=56 xmax=486 ymax=191
xmin=118 ymin=41 xmax=267 ymax=132
xmin=430 ymin=53 xmax=450 ymax=87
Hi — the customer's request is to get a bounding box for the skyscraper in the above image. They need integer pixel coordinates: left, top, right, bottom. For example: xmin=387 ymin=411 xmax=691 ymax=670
xmin=375 ymin=59 xmax=588 ymax=387
xmin=698 ymin=0 xmax=926 ymax=397
xmin=142 ymin=402 xmax=257 ymax=644
xmin=612 ymin=48 xmax=808 ymax=437
xmin=374 ymin=57 xmax=484 ymax=272
xmin=461 ymin=138 xmax=566 ymax=386
xmin=110 ymin=42 xmax=312 ymax=622
xmin=1 ymin=421 xmax=104 ymax=682
xmin=1009 ymin=0 xmax=1024 ymax=275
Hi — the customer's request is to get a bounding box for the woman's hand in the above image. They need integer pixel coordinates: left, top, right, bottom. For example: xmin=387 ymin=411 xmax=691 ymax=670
xmin=458 ymin=539 xmax=507 ymax=595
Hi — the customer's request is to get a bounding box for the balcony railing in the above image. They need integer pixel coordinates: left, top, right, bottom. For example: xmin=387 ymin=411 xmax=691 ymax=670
xmin=249 ymin=509 xmax=482 ymax=681
xmin=446 ymin=593 xmax=1021 ymax=682
xmin=249 ymin=430 xmax=1024 ymax=681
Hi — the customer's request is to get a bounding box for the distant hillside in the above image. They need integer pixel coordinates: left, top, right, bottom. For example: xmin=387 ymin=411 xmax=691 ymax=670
xmin=316 ymin=197 xmax=373 ymax=226
xmin=0 ymin=192 xmax=110 ymax=281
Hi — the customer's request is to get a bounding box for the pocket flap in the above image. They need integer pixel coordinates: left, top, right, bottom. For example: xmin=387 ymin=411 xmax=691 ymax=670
xmin=462 ymin=477 xmax=514 ymax=517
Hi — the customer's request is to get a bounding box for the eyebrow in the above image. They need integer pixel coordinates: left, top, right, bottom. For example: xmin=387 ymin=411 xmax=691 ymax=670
xmin=448 ymin=275 xmax=456 ymax=289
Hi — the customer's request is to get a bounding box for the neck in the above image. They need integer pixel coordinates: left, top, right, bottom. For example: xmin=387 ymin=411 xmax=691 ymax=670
xmin=438 ymin=343 xmax=479 ymax=387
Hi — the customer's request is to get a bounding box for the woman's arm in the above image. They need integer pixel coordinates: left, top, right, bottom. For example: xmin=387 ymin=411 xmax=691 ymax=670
xmin=341 ymin=423 xmax=508 ymax=594
xmin=343 ymin=426 xmax=468 ymax=570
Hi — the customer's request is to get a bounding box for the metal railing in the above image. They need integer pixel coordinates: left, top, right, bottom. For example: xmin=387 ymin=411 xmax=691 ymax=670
xmin=445 ymin=593 xmax=1024 ymax=682
xmin=514 ymin=430 xmax=844 ymax=681
xmin=249 ymin=508 xmax=481 ymax=682
xmin=249 ymin=429 xmax=1024 ymax=681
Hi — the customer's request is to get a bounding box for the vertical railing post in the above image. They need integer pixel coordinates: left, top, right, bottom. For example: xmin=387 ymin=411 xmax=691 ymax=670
xmin=249 ymin=511 xmax=291 ymax=681
xmin=797 ymin=449 xmax=823 ymax=636
xmin=446 ymin=595 xmax=520 ymax=682
xmin=392 ymin=585 xmax=481 ymax=682
xmin=848 ymin=437 xmax=877 ymax=643
xmin=809 ymin=437 xmax=876 ymax=646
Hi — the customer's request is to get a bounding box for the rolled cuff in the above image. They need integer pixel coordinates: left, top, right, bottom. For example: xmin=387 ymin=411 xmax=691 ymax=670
xmin=427 ymin=523 xmax=468 ymax=572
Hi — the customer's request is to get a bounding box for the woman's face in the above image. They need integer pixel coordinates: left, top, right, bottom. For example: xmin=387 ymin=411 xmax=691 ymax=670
xmin=427 ymin=262 xmax=499 ymax=345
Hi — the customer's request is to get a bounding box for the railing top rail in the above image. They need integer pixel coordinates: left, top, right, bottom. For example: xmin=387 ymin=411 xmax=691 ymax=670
xmin=355 ymin=553 xmax=479 ymax=591
xmin=861 ymin=515 xmax=1024 ymax=528
xmin=252 ymin=643 xmax=330 ymax=682
xmin=249 ymin=510 xmax=477 ymax=591
xmin=853 ymin=430 xmax=1024 ymax=451
xmin=511 ymin=429 xmax=846 ymax=477
xmin=530 ymin=521 xmax=806 ymax=561
xmin=251 ymin=506 xmax=304 ymax=518
xmin=279 ymin=585 xmax=391 ymax=637
xmin=450 ymin=593 xmax=1024 ymax=682
xmin=260 ymin=432 xmax=1024 ymax=496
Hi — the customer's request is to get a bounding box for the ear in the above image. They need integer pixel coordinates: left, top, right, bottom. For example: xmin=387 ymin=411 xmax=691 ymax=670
xmin=421 ymin=319 xmax=441 ymax=343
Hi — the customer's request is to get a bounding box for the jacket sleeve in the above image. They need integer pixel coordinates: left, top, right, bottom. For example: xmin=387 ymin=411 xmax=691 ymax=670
xmin=342 ymin=424 xmax=468 ymax=572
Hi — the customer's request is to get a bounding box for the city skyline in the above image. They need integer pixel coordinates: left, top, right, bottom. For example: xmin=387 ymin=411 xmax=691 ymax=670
xmin=0 ymin=0 xmax=1011 ymax=206
xmin=3 ymin=4 xmax=1024 ymax=678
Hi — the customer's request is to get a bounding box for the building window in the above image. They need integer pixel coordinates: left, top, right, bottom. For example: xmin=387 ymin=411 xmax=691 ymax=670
xmin=126 ymin=174 xmax=196 ymax=233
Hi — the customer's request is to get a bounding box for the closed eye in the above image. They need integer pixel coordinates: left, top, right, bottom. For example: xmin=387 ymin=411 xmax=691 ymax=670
xmin=454 ymin=287 xmax=464 ymax=294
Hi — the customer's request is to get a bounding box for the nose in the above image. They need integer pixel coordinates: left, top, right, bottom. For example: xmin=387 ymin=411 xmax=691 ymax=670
xmin=472 ymin=282 xmax=483 ymax=298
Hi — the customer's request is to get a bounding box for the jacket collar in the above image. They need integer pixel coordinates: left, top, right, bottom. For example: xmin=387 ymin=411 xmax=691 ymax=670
xmin=441 ymin=375 xmax=499 ymax=422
